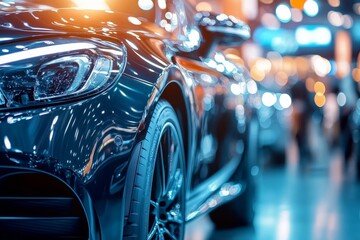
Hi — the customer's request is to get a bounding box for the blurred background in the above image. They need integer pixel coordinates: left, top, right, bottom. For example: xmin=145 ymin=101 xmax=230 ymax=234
xmin=186 ymin=0 xmax=360 ymax=239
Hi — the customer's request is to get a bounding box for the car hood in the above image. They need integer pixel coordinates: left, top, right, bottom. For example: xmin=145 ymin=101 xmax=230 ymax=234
xmin=0 ymin=8 xmax=171 ymax=84
xmin=0 ymin=8 xmax=163 ymax=42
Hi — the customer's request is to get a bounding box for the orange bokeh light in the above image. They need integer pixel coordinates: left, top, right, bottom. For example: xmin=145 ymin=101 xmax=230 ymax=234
xmin=314 ymin=81 xmax=326 ymax=94
xmin=314 ymin=93 xmax=326 ymax=107
xmin=275 ymin=71 xmax=289 ymax=86
xmin=352 ymin=68 xmax=360 ymax=82
xmin=250 ymin=66 xmax=266 ymax=81
xmin=306 ymin=77 xmax=315 ymax=92
xmin=196 ymin=2 xmax=212 ymax=11
xmin=290 ymin=0 xmax=306 ymax=9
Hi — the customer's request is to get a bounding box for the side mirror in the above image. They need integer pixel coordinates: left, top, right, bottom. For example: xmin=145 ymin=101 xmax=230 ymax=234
xmin=194 ymin=12 xmax=250 ymax=57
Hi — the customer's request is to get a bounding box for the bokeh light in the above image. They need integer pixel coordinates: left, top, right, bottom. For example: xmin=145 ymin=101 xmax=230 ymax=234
xmin=251 ymin=65 xmax=266 ymax=81
xmin=247 ymin=80 xmax=258 ymax=94
xmin=256 ymin=58 xmax=272 ymax=73
xmin=328 ymin=11 xmax=343 ymax=27
xmin=291 ymin=8 xmax=303 ymax=22
xmin=231 ymin=83 xmax=244 ymax=95
xmin=314 ymin=81 xmax=326 ymax=94
xmin=353 ymin=68 xmax=360 ymax=82
xmin=279 ymin=94 xmax=292 ymax=108
xmin=305 ymin=77 xmax=315 ymax=92
xmin=314 ymin=93 xmax=326 ymax=107
xmin=295 ymin=27 xmax=331 ymax=46
xmin=196 ymin=1 xmax=212 ymax=11
xmin=328 ymin=0 xmax=340 ymax=7
xmin=138 ymin=0 xmax=154 ymax=11
xmin=276 ymin=4 xmax=292 ymax=23
xmin=354 ymin=3 xmax=360 ymax=15
xmin=261 ymin=13 xmax=281 ymax=29
xmin=260 ymin=0 xmax=274 ymax=3
xmin=311 ymin=55 xmax=331 ymax=77
xmin=290 ymin=0 xmax=306 ymax=9
xmin=337 ymin=92 xmax=347 ymax=107
xmin=275 ymin=71 xmax=289 ymax=87
xmin=304 ymin=0 xmax=319 ymax=17
xmin=262 ymin=92 xmax=277 ymax=107
xmin=343 ymin=15 xmax=353 ymax=29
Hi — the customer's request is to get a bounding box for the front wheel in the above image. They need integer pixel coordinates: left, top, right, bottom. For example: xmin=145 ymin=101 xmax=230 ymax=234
xmin=124 ymin=100 xmax=186 ymax=240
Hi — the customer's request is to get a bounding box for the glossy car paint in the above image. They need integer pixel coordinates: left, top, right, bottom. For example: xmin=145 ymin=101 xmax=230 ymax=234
xmin=0 ymin=1 xmax=255 ymax=239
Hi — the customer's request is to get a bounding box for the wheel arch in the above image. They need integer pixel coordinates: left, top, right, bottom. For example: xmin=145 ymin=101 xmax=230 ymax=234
xmin=159 ymin=80 xmax=190 ymax=172
xmin=122 ymin=65 xmax=195 ymax=233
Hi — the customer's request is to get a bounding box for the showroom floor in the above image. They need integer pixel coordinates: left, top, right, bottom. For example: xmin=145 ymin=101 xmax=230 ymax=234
xmin=186 ymin=136 xmax=360 ymax=240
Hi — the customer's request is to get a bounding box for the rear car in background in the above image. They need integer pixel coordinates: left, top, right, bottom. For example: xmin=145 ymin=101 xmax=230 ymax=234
xmin=257 ymin=88 xmax=292 ymax=165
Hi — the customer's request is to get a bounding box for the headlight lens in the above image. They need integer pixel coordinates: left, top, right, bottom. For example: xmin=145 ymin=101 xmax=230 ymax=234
xmin=0 ymin=37 xmax=126 ymax=109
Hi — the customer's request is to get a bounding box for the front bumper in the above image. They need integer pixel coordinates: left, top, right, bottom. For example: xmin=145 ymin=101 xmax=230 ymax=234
xmin=0 ymin=163 xmax=89 ymax=239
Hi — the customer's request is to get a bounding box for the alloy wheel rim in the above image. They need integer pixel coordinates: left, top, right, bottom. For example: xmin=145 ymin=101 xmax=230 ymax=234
xmin=147 ymin=124 xmax=185 ymax=240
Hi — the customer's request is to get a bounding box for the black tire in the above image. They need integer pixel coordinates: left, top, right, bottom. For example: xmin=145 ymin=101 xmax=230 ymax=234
xmin=209 ymin=118 xmax=258 ymax=229
xmin=124 ymin=100 xmax=186 ymax=239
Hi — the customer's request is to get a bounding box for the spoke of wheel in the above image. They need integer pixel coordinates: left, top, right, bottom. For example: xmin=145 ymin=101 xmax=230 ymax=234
xmin=167 ymin=208 xmax=183 ymax=225
xmin=166 ymin=169 xmax=183 ymax=202
xmin=149 ymin=124 xmax=184 ymax=240
xmin=164 ymin=130 xmax=181 ymax=197
xmin=153 ymin=164 xmax=162 ymax=202
xmin=158 ymin=142 xmax=167 ymax=198
xmin=150 ymin=200 xmax=158 ymax=208
xmin=159 ymin=229 xmax=165 ymax=240
xmin=168 ymin=142 xmax=178 ymax=175
xmin=166 ymin=128 xmax=172 ymax=160
xmin=172 ymin=145 xmax=180 ymax=167
xmin=147 ymin=221 xmax=158 ymax=240
xmin=162 ymin=225 xmax=177 ymax=240
xmin=166 ymin=217 xmax=183 ymax=225
xmin=169 ymin=145 xmax=180 ymax=181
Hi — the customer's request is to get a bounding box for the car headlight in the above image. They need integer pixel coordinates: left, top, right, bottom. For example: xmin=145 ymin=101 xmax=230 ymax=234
xmin=0 ymin=37 xmax=126 ymax=109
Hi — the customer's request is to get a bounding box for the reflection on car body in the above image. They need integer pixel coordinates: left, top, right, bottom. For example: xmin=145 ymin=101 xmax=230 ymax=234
xmin=0 ymin=0 xmax=258 ymax=239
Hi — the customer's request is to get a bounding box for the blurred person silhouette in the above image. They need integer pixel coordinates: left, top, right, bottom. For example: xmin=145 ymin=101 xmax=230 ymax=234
xmin=290 ymin=79 xmax=313 ymax=169
xmin=352 ymin=96 xmax=360 ymax=179
xmin=334 ymin=75 xmax=360 ymax=172
xmin=332 ymin=85 xmax=353 ymax=169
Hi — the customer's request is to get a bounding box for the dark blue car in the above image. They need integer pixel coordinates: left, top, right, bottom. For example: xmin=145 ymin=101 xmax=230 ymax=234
xmin=0 ymin=0 xmax=258 ymax=239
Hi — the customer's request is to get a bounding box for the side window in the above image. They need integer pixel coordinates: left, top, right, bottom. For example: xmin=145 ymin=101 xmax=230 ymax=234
xmin=155 ymin=0 xmax=186 ymax=40
xmin=155 ymin=0 xmax=200 ymax=51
